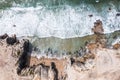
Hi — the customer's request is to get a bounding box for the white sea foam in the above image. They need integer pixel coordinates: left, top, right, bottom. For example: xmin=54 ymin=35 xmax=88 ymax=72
xmin=0 ymin=3 xmax=120 ymax=39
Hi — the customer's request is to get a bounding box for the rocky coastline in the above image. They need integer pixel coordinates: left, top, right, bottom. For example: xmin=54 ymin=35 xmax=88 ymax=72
xmin=0 ymin=20 xmax=120 ymax=80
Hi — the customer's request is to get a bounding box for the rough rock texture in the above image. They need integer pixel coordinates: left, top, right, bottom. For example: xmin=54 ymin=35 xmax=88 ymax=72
xmin=6 ymin=36 xmax=16 ymax=45
xmin=92 ymin=20 xmax=104 ymax=34
xmin=0 ymin=34 xmax=32 ymax=80
xmin=113 ymin=43 xmax=120 ymax=49
xmin=0 ymin=33 xmax=120 ymax=80
xmin=0 ymin=33 xmax=8 ymax=39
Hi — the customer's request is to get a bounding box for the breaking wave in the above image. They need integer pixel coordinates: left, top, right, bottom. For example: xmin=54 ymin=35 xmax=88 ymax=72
xmin=0 ymin=0 xmax=120 ymax=38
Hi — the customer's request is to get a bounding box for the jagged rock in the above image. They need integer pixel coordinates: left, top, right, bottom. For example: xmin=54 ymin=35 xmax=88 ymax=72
xmin=1 ymin=33 xmax=120 ymax=80
xmin=86 ymin=43 xmax=98 ymax=53
xmin=0 ymin=33 xmax=8 ymax=39
xmin=40 ymin=64 xmax=49 ymax=80
xmin=34 ymin=64 xmax=42 ymax=76
xmin=92 ymin=20 xmax=104 ymax=34
xmin=19 ymin=66 xmax=35 ymax=76
xmin=113 ymin=43 xmax=120 ymax=49
xmin=48 ymin=62 xmax=58 ymax=80
xmin=6 ymin=34 xmax=17 ymax=45
xmin=116 ymin=13 xmax=120 ymax=16
xmin=17 ymin=40 xmax=30 ymax=75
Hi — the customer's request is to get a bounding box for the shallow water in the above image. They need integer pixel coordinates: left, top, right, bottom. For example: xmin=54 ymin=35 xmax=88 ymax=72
xmin=28 ymin=31 xmax=120 ymax=56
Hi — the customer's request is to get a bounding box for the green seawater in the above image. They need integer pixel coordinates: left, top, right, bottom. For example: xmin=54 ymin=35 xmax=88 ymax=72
xmin=0 ymin=0 xmax=120 ymax=55
xmin=29 ymin=31 xmax=120 ymax=54
xmin=0 ymin=0 xmax=120 ymax=10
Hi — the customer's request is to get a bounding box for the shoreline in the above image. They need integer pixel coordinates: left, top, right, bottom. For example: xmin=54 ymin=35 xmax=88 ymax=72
xmin=0 ymin=32 xmax=120 ymax=80
xmin=0 ymin=20 xmax=120 ymax=80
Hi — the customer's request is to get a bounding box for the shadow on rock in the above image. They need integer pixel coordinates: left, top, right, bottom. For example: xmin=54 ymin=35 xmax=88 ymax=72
xmin=17 ymin=40 xmax=32 ymax=75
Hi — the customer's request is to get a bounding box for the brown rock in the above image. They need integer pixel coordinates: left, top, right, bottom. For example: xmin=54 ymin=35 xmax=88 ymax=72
xmin=113 ymin=43 xmax=120 ymax=49
xmin=92 ymin=20 xmax=104 ymax=34
xmin=86 ymin=43 xmax=98 ymax=53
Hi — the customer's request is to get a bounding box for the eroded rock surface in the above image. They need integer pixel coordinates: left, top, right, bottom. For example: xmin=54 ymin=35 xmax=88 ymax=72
xmin=0 ymin=33 xmax=120 ymax=80
xmin=92 ymin=20 xmax=104 ymax=34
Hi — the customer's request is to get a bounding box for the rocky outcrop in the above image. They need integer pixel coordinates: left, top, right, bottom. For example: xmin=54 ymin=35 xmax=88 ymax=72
xmin=113 ymin=43 xmax=120 ymax=49
xmin=0 ymin=33 xmax=8 ymax=39
xmin=1 ymin=33 xmax=120 ymax=80
xmin=6 ymin=34 xmax=18 ymax=45
xmin=16 ymin=39 xmax=30 ymax=75
xmin=92 ymin=20 xmax=104 ymax=34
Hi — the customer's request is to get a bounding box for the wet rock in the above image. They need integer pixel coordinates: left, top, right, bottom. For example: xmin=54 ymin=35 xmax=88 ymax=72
xmin=33 ymin=64 xmax=49 ymax=80
xmin=86 ymin=43 xmax=98 ymax=53
xmin=33 ymin=62 xmax=58 ymax=80
xmin=13 ymin=24 xmax=16 ymax=27
xmin=6 ymin=34 xmax=17 ymax=45
xmin=0 ymin=33 xmax=8 ymax=39
xmin=108 ymin=7 xmax=112 ymax=11
xmin=88 ymin=14 xmax=93 ymax=17
xmin=92 ymin=20 xmax=104 ymax=34
xmin=113 ymin=43 xmax=120 ymax=49
xmin=70 ymin=57 xmax=75 ymax=65
xmin=116 ymin=13 xmax=120 ymax=16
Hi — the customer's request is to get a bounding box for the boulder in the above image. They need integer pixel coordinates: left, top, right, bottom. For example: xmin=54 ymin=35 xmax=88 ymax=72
xmin=48 ymin=62 xmax=58 ymax=80
xmin=6 ymin=34 xmax=17 ymax=45
xmin=16 ymin=40 xmax=30 ymax=75
xmin=116 ymin=13 xmax=120 ymax=16
xmin=0 ymin=33 xmax=8 ymax=39
xmin=92 ymin=20 xmax=104 ymax=34
xmin=113 ymin=43 xmax=120 ymax=49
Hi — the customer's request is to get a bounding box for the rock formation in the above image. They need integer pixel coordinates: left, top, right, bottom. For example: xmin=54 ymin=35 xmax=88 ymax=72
xmin=92 ymin=20 xmax=104 ymax=34
xmin=6 ymin=34 xmax=18 ymax=45
xmin=0 ymin=31 xmax=120 ymax=80
xmin=0 ymin=33 xmax=8 ymax=39
xmin=113 ymin=43 xmax=120 ymax=49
